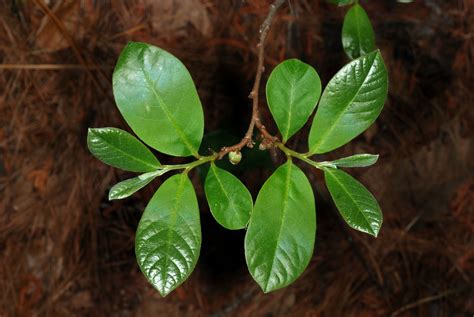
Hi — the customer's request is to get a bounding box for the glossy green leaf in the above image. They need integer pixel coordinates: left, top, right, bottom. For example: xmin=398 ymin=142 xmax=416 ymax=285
xmin=108 ymin=170 xmax=167 ymax=200
xmin=245 ymin=161 xmax=316 ymax=293
xmin=308 ymin=50 xmax=388 ymax=154
xmin=204 ymin=163 xmax=252 ymax=230
xmin=135 ymin=173 xmax=201 ymax=296
xmin=266 ymin=59 xmax=322 ymax=142
xmin=342 ymin=4 xmax=376 ymax=60
xmin=324 ymin=168 xmax=382 ymax=236
xmin=328 ymin=0 xmax=354 ymax=6
xmin=87 ymin=127 xmax=160 ymax=172
xmin=330 ymin=153 xmax=379 ymax=168
xmin=109 ymin=175 xmax=154 ymax=200
xmin=113 ymin=42 xmax=204 ymax=157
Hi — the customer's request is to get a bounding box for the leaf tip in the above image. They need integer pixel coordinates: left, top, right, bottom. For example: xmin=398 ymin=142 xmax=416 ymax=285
xmin=260 ymin=280 xmax=274 ymax=294
xmin=373 ymin=220 xmax=383 ymax=238
xmin=158 ymin=287 xmax=171 ymax=297
xmin=155 ymin=279 xmax=180 ymax=297
xmin=373 ymin=154 xmax=380 ymax=163
xmin=260 ymin=278 xmax=285 ymax=294
xmin=107 ymin=192 xmax=116 ymax=201
xmin=87 ymin=127 xmax=97 ymax=137
xmin=366 ymin=220 xmax=382 ymax=237
xmin=86 ymin=128 xmax=97 ymax=152
xmin=370 ymin=227 xmax=380 ymax=238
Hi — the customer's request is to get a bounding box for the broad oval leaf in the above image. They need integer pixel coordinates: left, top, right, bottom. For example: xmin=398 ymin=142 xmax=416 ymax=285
xmin=87 ymin=127 xmax=160 ymax=172
xmin=330 ymin=153 xmax=379 ymax=168
xmin=308 ymin=50 xmax=388 ymax=154
xmin=266 ymin=59 xmax=322 ymax=142
xmin=113 ymin=42 xmax=204 ymax=157
xmin=342 ymin=4 xmax=376 ymax=60
xmin=204 ymin=163 xmax=252 ymax=230
xmin=245 ymin=161 xmax=316 ymax=293
xmin=324 ymin=168 xmax=382 ymax=236
xmin=135 ymin=173 xmax=201 ymax=296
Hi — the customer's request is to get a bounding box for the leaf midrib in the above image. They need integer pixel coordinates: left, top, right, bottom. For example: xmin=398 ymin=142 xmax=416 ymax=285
xmin=161 ymin=174 xmax=188 ymax=294
xmin=109 ymin=175 xmax=155 ymax=200
xmin=210 ymin=164 xmax=246 ymax=227
xmin=283 ymin=68 xmax=295 ymax=142
xmin=310 ymin=52 xmax=378 ymax=153
xmin=354 ymin=5 xmax=363 ymax=57
xmin=264 ymin=161 xmax=293 ymax=291
xmin=326 ymin=169 xmax=376 ymax=235
xmin=141 ymin=64 xmax=199 ymax=157
xmin=92 ymin=131 xmax=160 ymax=171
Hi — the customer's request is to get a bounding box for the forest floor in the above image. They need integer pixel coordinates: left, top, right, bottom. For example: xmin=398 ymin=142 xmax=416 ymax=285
xmin=0 ymin=0 xmax=473 ymax=316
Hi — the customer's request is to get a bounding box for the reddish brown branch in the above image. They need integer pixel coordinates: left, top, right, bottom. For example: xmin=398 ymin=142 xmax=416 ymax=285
xmin=218 ymin=0 xmax=284 ymax=159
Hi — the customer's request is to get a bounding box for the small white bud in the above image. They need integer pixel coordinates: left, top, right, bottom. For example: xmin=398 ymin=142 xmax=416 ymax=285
xmin=228 ymin=151 xmax=242 ymax=165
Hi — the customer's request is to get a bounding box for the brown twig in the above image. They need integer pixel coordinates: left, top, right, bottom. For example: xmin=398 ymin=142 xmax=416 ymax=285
xmin=218 ymin=0 xmax=284 ymax=159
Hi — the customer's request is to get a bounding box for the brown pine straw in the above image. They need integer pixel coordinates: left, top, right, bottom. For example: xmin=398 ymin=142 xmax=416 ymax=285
xmin=0 ymin=0 xmax=473 ymax=316
xmin=0 ymin=64 xmax=112 ymax=70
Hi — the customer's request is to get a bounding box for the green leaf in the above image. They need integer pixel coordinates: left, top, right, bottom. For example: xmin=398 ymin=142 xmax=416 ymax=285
xmin=113 ymin=42 xmax=204 ymax=157
xmin=328 ymin=0 xmax=354 ymax=6
xmin=204 ymin=163 xmax=252 ymax=230
xmin=342 ymin=4 xmax=376 ymax=60
xmin=87 ymin=127 xmax=160 ymax=172
xmin=330 ymin=153 xmax=379 ymax=168
xmin=266 ymin=59 xmax=322 ymax=142
xmin=135 ymin=173 xmax=201 ymax=296
xmin=245 ymin=161 xmax=316 ymax=293
xmin=108 ymin=170 xmax=166 ymax=200
xmin=324 ymin=168 xmax=382 ymax=237
xmin=109 ymin=175 xmax=154 ymax=200
xmin=308 ymin=50 xmax=388 ymax=154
